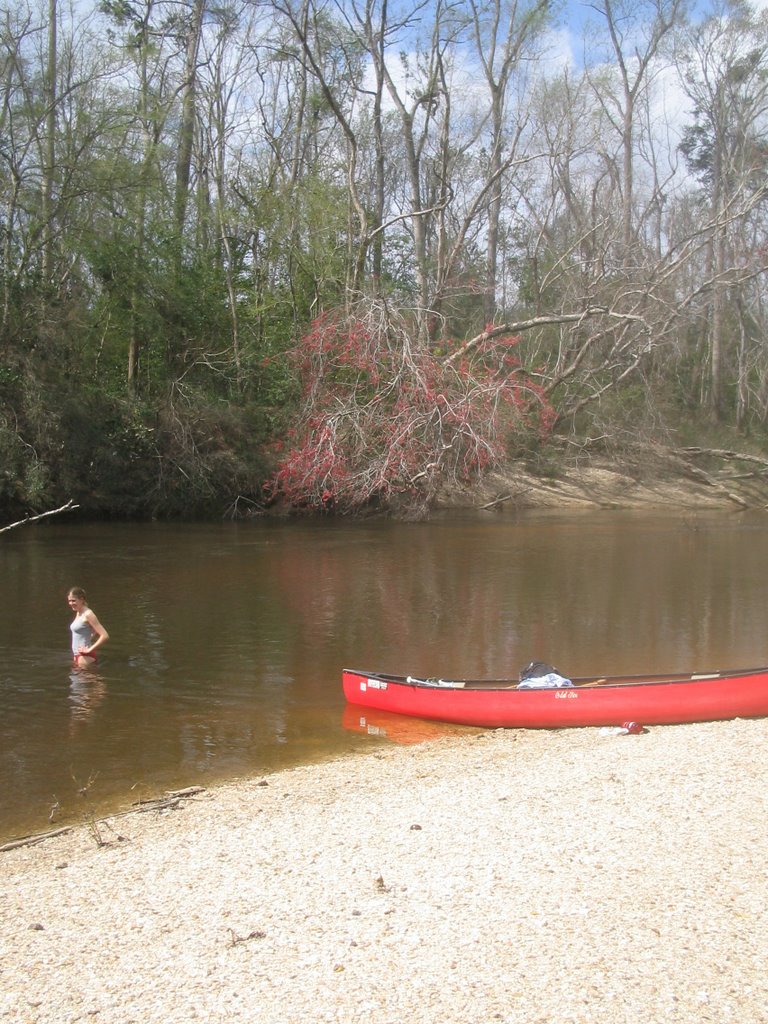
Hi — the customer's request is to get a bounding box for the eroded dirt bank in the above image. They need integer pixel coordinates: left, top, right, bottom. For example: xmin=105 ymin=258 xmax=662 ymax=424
xmin=437 ymin=447 xmax=768 ymax=513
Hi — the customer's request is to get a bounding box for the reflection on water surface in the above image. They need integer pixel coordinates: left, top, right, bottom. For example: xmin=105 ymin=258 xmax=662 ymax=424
xmin=2 ymin=511 xmax=768 ymax=840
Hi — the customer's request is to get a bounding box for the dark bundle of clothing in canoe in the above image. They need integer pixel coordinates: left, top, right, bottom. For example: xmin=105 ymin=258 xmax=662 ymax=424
xmin=517 ymin=661 xmax=573 ymax=689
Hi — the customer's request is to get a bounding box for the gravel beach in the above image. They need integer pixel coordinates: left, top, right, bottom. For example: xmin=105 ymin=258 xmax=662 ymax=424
xmin=1 ymin=717 xmax=767 ymax=1024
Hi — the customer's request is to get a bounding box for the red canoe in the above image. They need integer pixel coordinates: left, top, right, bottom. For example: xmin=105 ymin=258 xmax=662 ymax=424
xmin=342 ymin=666 xmax=768 ymax=729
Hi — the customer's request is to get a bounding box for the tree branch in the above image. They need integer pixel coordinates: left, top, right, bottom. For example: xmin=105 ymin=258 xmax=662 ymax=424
xmin=0 ymin=500 xmax=80 ymax=535
xmin=442 ymin=308 xmax=607 ymax=367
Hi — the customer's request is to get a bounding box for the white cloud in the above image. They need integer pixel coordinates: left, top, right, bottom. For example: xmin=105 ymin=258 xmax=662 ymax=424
xmin=539 ymin=26 xmax=578 ymax=74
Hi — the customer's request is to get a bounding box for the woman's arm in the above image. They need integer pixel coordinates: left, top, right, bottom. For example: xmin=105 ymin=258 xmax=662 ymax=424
xmin=82 ymin=610 xmax=109 ymax=654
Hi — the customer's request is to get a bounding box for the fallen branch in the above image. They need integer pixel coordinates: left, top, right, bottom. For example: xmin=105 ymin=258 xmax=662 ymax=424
xmin=132 ymin=786 xmax=206 ymax=813
xmin=442 ymin=309 xmax=605 ymax=367
xmin=224 ymin=495 xmax=266 ymax=520
xmin=227 ymin=928 xmax=267 ymax=948
xmin=0 ymin=827 xmax=73 ymax=852
xmin=673 ymin=446 xmax=768 ymax=472
xmin=677 ymin=462 xmax=750 ymax=509
xmin=0 ymin=500 xmax=80 ymax=535
xmin=480 ymin=493 xmax=513 ymax=510
xmin=1 ymin=787 xmax=206 ymax=852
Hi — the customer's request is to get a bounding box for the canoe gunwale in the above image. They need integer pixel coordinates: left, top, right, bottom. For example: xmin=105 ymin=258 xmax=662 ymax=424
xmin=345 ymin=666 xmax=768 ymax=693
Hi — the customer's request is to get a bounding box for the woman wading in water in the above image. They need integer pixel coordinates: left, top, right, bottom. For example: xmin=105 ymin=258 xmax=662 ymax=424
xmin=67 ymin=587 xmax=109 ymax=669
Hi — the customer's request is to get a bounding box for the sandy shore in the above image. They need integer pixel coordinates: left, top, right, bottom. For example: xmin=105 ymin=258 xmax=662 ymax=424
xmin=1 ymin=718 xmax=767 ymax=1024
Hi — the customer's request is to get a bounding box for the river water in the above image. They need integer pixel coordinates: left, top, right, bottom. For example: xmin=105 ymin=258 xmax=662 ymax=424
xmin=2 ymin=510 xmax=768 ymax=842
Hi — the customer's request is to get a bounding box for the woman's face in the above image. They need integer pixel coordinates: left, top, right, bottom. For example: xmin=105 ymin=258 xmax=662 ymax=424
xmin=67 ymin=592 xmax=85 ymax=613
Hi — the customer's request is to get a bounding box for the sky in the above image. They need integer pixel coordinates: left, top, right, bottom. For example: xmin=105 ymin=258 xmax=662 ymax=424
xmin=547 ymin=0 xmax=768 ymax=71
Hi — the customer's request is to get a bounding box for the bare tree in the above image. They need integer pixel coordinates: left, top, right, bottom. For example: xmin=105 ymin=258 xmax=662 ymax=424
xmin=586 ymin=0 xmax=685 ymax=263
xmin=270 ymin=0 xmax=373 ymax=293
xmin=679 ymin=4 xmax=768 ymax=419
xmin=467 ymin=0 xmax=551 ymax=323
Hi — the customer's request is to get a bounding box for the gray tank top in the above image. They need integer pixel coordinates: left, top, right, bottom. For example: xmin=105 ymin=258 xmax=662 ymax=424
xmin=71 ymin=613 xmax=95 ymax=654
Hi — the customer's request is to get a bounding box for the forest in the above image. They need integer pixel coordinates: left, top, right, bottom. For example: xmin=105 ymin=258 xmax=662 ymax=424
xmin=2 ymin=0 xmax=768 ymax=518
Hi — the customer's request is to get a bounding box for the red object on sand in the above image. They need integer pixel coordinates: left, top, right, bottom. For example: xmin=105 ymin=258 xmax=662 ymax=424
xmin=342 ymin=666 xmax=768 ymax=730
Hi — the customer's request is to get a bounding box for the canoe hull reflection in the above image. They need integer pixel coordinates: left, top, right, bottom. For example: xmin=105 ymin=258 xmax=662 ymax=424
xmin=342 ymin=704 xmax=475 ymax=744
